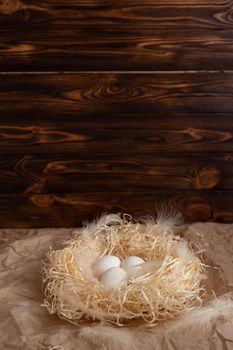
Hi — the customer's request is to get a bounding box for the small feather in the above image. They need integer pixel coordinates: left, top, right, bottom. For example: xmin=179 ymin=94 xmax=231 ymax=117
xmin=166 ymin=297 xmax=233 ymax=337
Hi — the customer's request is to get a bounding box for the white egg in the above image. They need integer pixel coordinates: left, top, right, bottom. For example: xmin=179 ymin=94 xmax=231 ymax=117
xmin=100 ymin=267 xmax=127 ymax=289
xmin=126 ymin=261 xmax=155 ymax=279
xmin=92 ymin=255 xmax=121 ymax=278
xmin=122 ymin=256 xmax=145 ymax=270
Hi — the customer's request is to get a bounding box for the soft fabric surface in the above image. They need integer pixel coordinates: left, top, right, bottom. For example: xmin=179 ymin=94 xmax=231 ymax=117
xmin=0 ymin=223 xmax=233 ymax=350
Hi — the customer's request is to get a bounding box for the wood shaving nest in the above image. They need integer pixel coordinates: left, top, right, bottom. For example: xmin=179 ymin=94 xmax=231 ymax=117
xmin=42 ymin=212 xmax=206 ymax=326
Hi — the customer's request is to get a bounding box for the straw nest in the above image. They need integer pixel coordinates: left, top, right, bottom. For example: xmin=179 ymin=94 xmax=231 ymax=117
xmin=42 ymin=212 xmax=206 ymax=326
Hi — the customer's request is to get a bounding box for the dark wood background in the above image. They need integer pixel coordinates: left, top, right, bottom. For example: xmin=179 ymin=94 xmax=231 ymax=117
xmin=0 ymin=0 xmax=233 ymax=227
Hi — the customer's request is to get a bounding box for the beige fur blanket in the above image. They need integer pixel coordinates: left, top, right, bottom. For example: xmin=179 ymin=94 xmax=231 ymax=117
xmin=0 ymin=223 xmax=233 ymax=350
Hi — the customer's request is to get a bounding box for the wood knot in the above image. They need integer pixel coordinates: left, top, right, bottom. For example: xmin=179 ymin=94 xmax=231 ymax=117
xmin=192 ymin=167 xmax=220 ymax=190
xmin=0 ymin=0 xmax=23 ymax=14
xmin=30 ymin=194 xmax=54 ymax=208
xmin=187 ymin=203 xmax=212 ymax=222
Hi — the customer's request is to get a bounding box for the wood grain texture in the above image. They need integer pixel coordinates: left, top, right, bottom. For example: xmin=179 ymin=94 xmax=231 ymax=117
xmin=1 ymin=113 xmax=232 ymax=153
xmin=0 ymin=153 xmax=232 ymax=194
xmin=0 ymin=192 xmax=232 ymax=228
xmin=0 ymin=0 xmax=233 ymax=29
xmin=1 ymin=73 xmax=233 ymax=113
xmin=1 ymin=28 xmax=233 ymax=71
xmin=0 ymin=2 xmax=233 ymax=227
xmin=0 ymin=1 xmax=233 ymax=70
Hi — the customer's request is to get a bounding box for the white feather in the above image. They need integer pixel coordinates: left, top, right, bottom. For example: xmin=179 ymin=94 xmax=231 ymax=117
xmin=175 ymin=241 xmax=194 ymax=261
xmin=79 ymin=324 xmax=138 ymax=350
xmin=80 ymin=213 xmax=123 ymax=236
xmin=165 ymin=297 xmax=233 ymax=337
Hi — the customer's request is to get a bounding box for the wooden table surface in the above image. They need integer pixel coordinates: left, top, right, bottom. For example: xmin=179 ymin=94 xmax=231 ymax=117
xmin=0 ymin=0 xmax=233 ymax=227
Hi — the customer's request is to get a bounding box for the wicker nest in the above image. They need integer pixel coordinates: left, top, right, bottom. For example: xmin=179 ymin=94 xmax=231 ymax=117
xmin=42 ymin=213 xmax=206 ymax=326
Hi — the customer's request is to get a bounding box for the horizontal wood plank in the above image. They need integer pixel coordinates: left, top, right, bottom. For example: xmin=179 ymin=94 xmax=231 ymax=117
xmin=0 ymin=1 xmax=232 ymax=29
xmin=0 ymin=192 xmax=232 ymax=227
xmin=1 ymin=113 xmax=233 ymax=153
xmin=1 ymin=29 xmax=233 ymax=71
xmin=1 ymin=0 xmax=233 ymax=71
xmin=1 ymin=73 xmax=233 ymax=113
xmin=0 ymin=153 xmax=232 ymax=193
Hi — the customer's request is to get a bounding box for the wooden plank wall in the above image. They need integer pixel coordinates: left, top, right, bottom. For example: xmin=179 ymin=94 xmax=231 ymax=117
xmin=0 ymin=0 xmax=233 ymax=227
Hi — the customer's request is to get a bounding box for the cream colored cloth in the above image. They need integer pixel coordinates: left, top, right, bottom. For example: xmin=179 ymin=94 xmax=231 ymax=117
xmin=0 ymin=224 xmax=233 ymax=350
